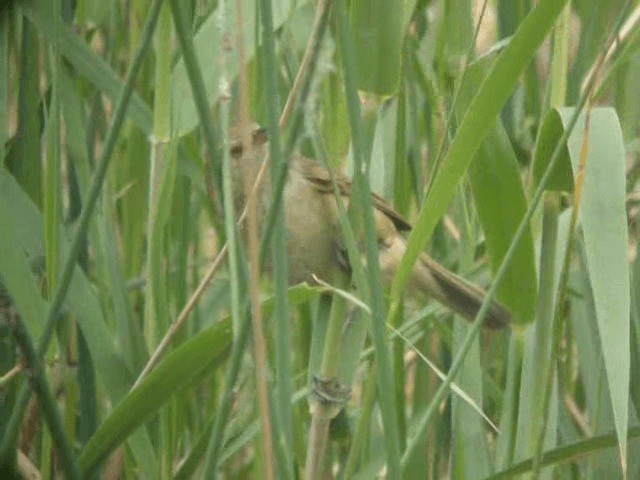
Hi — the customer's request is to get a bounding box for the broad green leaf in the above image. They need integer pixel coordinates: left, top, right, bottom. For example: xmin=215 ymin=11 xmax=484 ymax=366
xmin=536 ymin=106 xmax=630 ymax=466
xmin=392 ymin=0 xmax=569 ymax=298
xmin=75 ymin=0 xmax=116 ymax=25
xmin=458 ymin=58 xmax=537 ymax=324
xmin=78 ymin=319 xmax=233 ymax=475
xmin=571 ymin=244 xmax=622 ymax=476
xmin=631 ymin=249 xmax=640 ymax=422
xmin=0 ymin=173 xmax=47 ymax=339
xmin=0 ymin=170 xmax=158 ymax=475
xmin=78 ymin=281 xmax=320 ymax=475
xmin=468 ymin=124 xmax=537 ymax=324
xmin=514 ymin=326 xmax=558 ymax=471
xmin=348 ymin=0 xmax=417 ymax=95
xmin=531 ymin=110 xmax=573 ymax=192
xmin=564 ymin=107 xmax=630 ymax=465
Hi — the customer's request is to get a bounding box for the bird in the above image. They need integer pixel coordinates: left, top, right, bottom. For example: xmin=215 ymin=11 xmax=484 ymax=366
xmin=229 ymin=126 xmax=511 ymax=329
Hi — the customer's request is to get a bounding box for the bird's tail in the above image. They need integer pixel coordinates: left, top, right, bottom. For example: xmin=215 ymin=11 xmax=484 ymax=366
xmin=411 ymin=252 xmax=511 ymax=329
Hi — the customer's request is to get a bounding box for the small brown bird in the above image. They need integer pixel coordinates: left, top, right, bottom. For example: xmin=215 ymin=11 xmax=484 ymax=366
xmin=230 ymin=127 xmax=511 ymax=329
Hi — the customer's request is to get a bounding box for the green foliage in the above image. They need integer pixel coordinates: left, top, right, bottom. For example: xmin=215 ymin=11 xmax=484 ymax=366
xmin=0 ymin=0 xmax=639 ymax=478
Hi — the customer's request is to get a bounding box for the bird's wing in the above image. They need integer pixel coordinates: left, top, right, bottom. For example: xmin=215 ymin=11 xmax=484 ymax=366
xmin=299 ymin=157 xmax=413 ymax=232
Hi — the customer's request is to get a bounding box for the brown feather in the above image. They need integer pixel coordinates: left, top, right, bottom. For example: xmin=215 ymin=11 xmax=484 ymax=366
xmin=233 ymin=127 xmax=511 ymax=329
xmin=298 ymin=157 xmax=510 ymax=329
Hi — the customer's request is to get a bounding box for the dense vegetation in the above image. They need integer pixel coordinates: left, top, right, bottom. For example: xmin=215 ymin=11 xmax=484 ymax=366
xmin=0 ymin=0 xmax=639 ymax=478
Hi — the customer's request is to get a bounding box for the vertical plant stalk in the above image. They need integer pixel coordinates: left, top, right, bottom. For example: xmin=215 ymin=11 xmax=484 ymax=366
xmin=44 ymin=0 xmax=61 ymax=302
xmin=235 ymin=0 xmax=276 ymax=478
xmin=532 ymin=110 xmax=592 ymax=479
xmin=149 ymin=4 xmax=174 ymax=478
xmin=43 ymin=7 xmax=64 ymax=471
xmin=258 ymin=0 xmax=294 ymax=476
xmin=549 ymin=3 xmax=571 ymax=109
xmin=334 ymin=0 xmax=403 ymax=477
xmin=303 ymin=276 xmax=349 ymax=480
xmin=145 ymin=0 xmax=173 ymax=352
xmin=44 ymin=24 xmax=63 ymax=478
xmin=0 ymin=0 xmax=165 ymax=466
xmin=526 ymin=194 xmax=559 ymax=458
xmin=342 ymin=362 xmax=377 ymax=479
xmin=206 ymin=0 xmax=332 ymax=473
xmin=527 ymin=5 xmax=569 ymax=473
xmin=303 ymin=419 xmax=329 ymax=479
xmin=495 ymin=334 xmax=525 ymax=470
xmin=7 ymin=316 xmax=82 ymax=480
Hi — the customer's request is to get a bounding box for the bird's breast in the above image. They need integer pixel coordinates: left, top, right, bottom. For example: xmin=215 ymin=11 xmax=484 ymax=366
xmin=282 ymin=170 xmax=340 ymax=285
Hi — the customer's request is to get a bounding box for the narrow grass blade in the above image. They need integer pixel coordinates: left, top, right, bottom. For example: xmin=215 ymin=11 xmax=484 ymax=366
xmin=391 ymin=0 xmax=569 ymax=301
xmin=78 ymin=319 xmax=233 ymax=476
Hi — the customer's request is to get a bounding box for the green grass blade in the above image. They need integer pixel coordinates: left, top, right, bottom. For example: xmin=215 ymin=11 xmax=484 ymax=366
xmin=451 ymin=323 xmax=492 ymax=479
xmin=258 ymin=0 xmax=294 ymax=476
xmin=0 ymin=12 xmax=7 ymax=162
xmin=24 ymin=0 xmax=153 ymax=134
xmin=171 ymin=0 xmax=299 ymax=136
xmin=335 ymin=0 xmax=402 ymax=475
xmin=9 ymin=18 xmax=41 ymax=207
xmin=0 ymin=173 xmax=47 ymax=338
xmin=535 ymin=106 xmax=630 ymax=467
xmin=348 ymin=0 xmax=416 ymax=95
xmin=144 ymin=1 xmax=175 ymax=350
xmin=561 ymin=107 xmax=630 ymax=466
xmin=457 ymin=58 xmax=537 ymax=324
xmin=78 ymin=319 xmax=233 ymax=476
xmin=391 ymin=0 xmax=569 ymax=303
xmin=572 ymin=241 xmax=623 ymax=476
xmin=488 ymin=425 xmax=640 ymax=479
xmin=0 ymin=167 xmax=161 ymax=469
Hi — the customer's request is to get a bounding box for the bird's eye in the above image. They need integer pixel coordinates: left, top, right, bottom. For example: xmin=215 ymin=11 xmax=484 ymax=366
xmin=229 ymin=140 xmax=243 ymax=157
xmin=228 ymin=126 xmax=267 ymax=158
